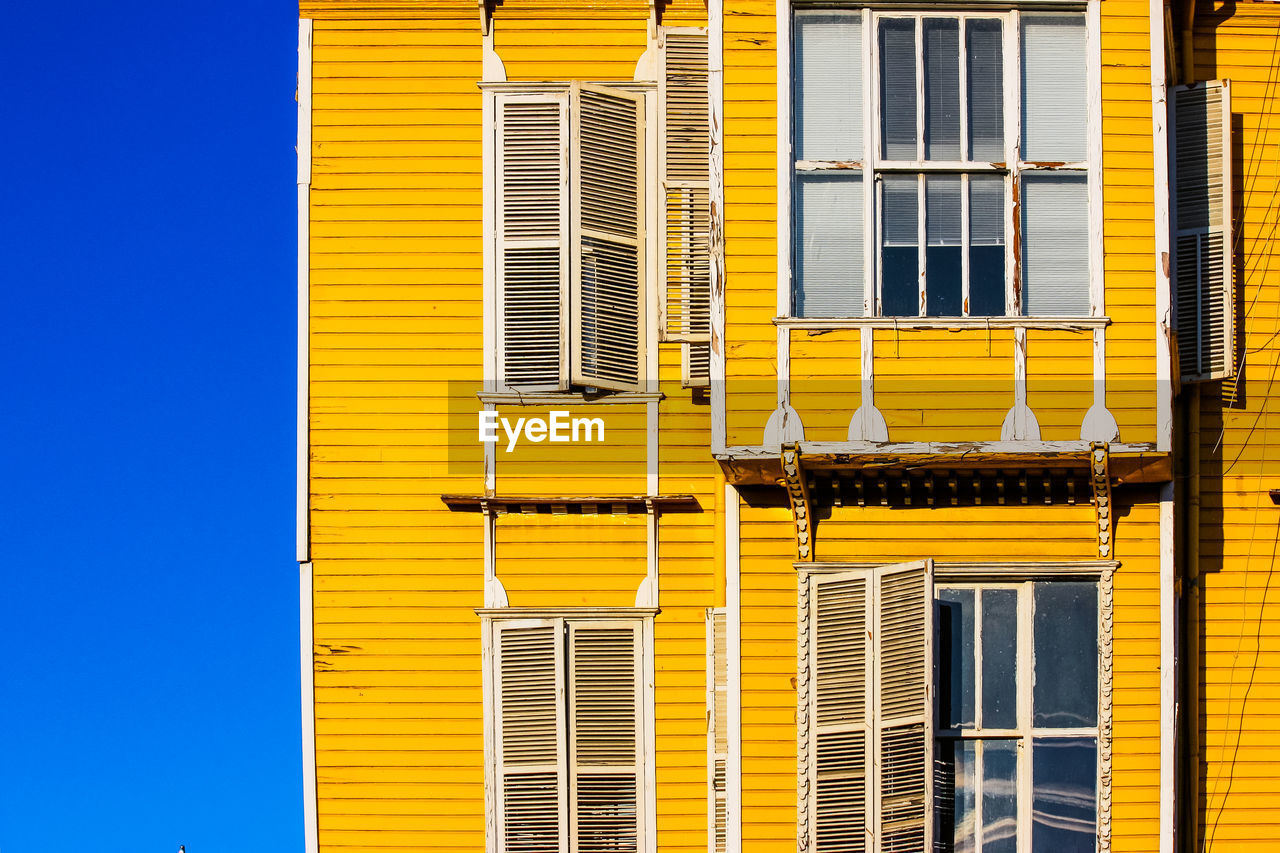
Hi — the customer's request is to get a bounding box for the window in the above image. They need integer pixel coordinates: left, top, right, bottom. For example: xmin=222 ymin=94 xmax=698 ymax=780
xmin=489 ymin=617 xmax=649 ymax=852
xmin=800 ymin=564 xmax=1107 ymax=853
xmin=490 ymin=84 xmax=648 ymax=392
xmin=791 ymin=10 xmax=1093 ymax=318
xmin=936 ymin=581 xmax=1100 ymax=853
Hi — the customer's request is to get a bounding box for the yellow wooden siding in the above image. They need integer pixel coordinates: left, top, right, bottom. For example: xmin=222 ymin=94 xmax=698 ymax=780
xmin=1189 ymin=2 xmax=1280 ymax=847
xmin=309 ymin=6 xmax=719 ymax=851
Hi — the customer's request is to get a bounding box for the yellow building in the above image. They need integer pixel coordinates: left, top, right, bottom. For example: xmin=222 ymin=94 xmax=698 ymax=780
xmin=294 ymin=0 xmax=1280 ymax=850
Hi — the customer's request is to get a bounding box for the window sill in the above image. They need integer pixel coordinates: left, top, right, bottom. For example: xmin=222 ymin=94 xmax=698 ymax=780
xmin=773 ymin=315 xmax=1109 ymax=331
xmin=478 ymin=390 xmax=665 ymax=406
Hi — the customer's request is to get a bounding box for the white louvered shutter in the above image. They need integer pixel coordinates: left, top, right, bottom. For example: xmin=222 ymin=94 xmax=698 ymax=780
xmin=872 ymin=560 xmax=933 ymax=853
xmin=809 ymin=571 xmax=872 ymax=853
xmin=1173 ymin=80 xmax=1234 ymax=382
xmin=568 ymin=620 xmax=643 ymax=853
xmin=708 ymin=608 xmax=728 ymax=853
xmin=496 ymin=93 xmax=571 ymax=391
xmin=571 ymin=83 xmax=647 ymax=392
xmin=495 ymin=619 xmax=568 ymax=853
xmin=661 ymin=29 xmax=712 ymax=386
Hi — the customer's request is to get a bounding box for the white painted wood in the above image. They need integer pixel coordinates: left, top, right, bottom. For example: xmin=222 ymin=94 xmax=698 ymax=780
xmin=482 ymin=27 xmax=507 ymax=83
xmin=1151 ymin=0 xmax=1173 ymax=456
xmin=481 ymin=618 xmax=498 ymax=853
xmin=1082 ymin=327 xmax=1121 ymax=441
xmin=778 ymin=0 xmax=793 ymax=323
xmin=1001 ymin=327 xmax=1042 ymax=440
xmin=862 ymin=8 xmax=876 ymax=317
xmin=719 ymin=439 xmax=1157 ymax=458
xmin=482 ymin=86 xmax=497 ymax=394
xmin=1087 ymin=0 xmax=1103 ymax=319
xmin=478 ymin=607 xmax=661 ymax=618
xmin=484 ymin=509 xmax=508 ymax=609
xmin=299 ymin=561 xmax=318 ymax=853
xmin=478 ymin=391 xmax=664 ymax=406
xmin=1005 ymin=10 xmax=1021 ymax=316
xmin=296 ymin=19 xmax=312 ymax=566
xmin=774 ymin=315 xmax=1109 ymax=330
xmin=1159 ymin=481 xmax=1176 ymax=853
xmin=725 ymin=482 xmax=741 ymax=853
xmin=643 ymin=617 xmax=658 ymax=853
xmin=848 ymin=326 xmax=890 ymax=441
xmin=709 ymin=0 xmax=727 ymax=455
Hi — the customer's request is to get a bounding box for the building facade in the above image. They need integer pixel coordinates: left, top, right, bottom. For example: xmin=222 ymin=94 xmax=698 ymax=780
xmin=296 ymin=0 xmax=1280 ymax=850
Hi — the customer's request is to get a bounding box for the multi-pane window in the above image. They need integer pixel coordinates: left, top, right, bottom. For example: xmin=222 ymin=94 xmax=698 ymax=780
xmin=792 ymin=10 xmax=1092 ymax=318
xmin=802 ymin=567 xmax=1104 ymax=853
xmin=936 ymin=581 xmax=1100 ymax=853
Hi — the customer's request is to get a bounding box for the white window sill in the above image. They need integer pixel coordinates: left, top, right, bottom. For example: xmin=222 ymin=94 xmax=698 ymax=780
xmin=478 ymin=390 xmax=665 ymax=406
xmin=773 ymin=315 xmax=1109 ymax=331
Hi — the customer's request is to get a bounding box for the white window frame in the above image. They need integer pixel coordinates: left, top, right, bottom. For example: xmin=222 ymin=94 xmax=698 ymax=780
xmin=481 ymin=81 xmax=659 ymax=395
xmin=480 ymin=609 xmax=657 ymax=853
xmin=780 ymin=1 xmax=1104 ymax=324
xmin=795 ymin=562 xmax=1115 ymax=853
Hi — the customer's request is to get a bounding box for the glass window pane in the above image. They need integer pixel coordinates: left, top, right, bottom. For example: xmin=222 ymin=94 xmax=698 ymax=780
xmin=937 ymin=588 xmax=975 ymax=728
xmin=968 ymin=175 xmax=1006 ymax=316
xmin=882 ymin=175 xmax=919 ymax=316
xmin=982 ymin=740 xmax=1018 ymax=853
xmin=981 ymin=588 xmax=1017 ymax=729
xmin=926 ymin=175 xmax=962 ymax=316
xmin=795 ymin=174 xmax=864 ymax=317
xmin=936 ymin=739 xmax=976 ymax=852
xmin=795 ymin=12 xmax=863 ymax=161
xmin=1021 ymin=173 xmax=1089 ymax=316
xmin=966 ymin=19 xmax=1004 ymax=161
xmin=1032 ymin=738 xmax=1098 ymax=852
xmin=924 ymin=18 xmax=961 ymax=160
xmin=1021 ymin=15 xmax=1087 ymax=162
xmin=1033 ymin=582 xmax=1098 ymax=728
xmin=880 ymin=19 xmax=918 ymax=160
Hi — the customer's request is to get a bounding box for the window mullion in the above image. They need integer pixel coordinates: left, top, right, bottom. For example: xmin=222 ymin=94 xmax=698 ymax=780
xmin=1004 ymin=11 xmax=1020 ymax=317
xmin=962 ymin=174 xmax=972 ymax=317
xmin=914 ymin=16 xmax=926 ymax=317
xmin=917 ymin=174 xmax=927 ymax=317
xmin=863 ymin=7 xmax=876 ymax=317
xmin=1016 ymin=584 xmax=1033 ymax=853
xmin=959 ymin=16 xmax=971 ymax=317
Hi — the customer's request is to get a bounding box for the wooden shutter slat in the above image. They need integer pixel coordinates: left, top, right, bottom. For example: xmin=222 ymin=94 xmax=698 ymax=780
xmin=496 ymin=620 xmax=567 ymax=853
xmin=709 ymin=608 xmax=729 ymax=853
xmin=661 ymin=30 xmax=712 ymax=352
xmin=873 ymin=561 xmax=933 ymax=853
xmin=497 ymin=94 xmax=570 ymax=391
xmin=1173 ymin=80 xmax=1234 ymax=383
xmin=810 ymin=573 xmax=871 ymax=853
xmin=569 ymin=621 xmax=642 ymax=853
xmin=571 ymin=83 xmax=646 ymax=392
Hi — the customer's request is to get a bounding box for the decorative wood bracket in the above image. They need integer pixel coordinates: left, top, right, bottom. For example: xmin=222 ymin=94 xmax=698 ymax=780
xmin=1090 ymin=442 xmax=1113 ymax=558
xmin=782 ymin=443 xmax=814 ymax=561
xmin=479 ymin=0 xmax=497 ymax=35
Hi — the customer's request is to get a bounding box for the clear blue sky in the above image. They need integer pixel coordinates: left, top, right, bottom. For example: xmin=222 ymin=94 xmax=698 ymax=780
xmin=0 ymin=3 xmax=301 ymax=850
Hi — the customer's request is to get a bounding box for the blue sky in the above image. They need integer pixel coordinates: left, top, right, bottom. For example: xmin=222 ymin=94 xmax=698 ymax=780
xmin=0 ymin=3 xmax=301 ymax=850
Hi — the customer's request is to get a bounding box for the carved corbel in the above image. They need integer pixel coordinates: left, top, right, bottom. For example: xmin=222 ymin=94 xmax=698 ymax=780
xmin=782 ymin=443 xmax=814 ymax=561
xmin=1090 ymin=442 xmax=1113 ymax=558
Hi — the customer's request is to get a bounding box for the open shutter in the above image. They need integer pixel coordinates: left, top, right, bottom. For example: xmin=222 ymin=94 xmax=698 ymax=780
xmin=708 ymin=608 xmax=729 ymax=853
xmin=660 ymin=29 xmax=712 ymax=385
xmin=873 ymin=560 xmax=934 ymax=853
xmin=1173 ymin=80 xmax=1234 ymax=383
xmin=809 ymin=571 xmax=872 ymax=853
xmin=495 ymin=619 xmax=568 ymax=853
xmin=497 ymin=92 xmax=571 ymax=391
xmin=571 ymin=83 xmax=647 ymax=392
xmin=569 ymin=620 xmax=643 ymax=853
